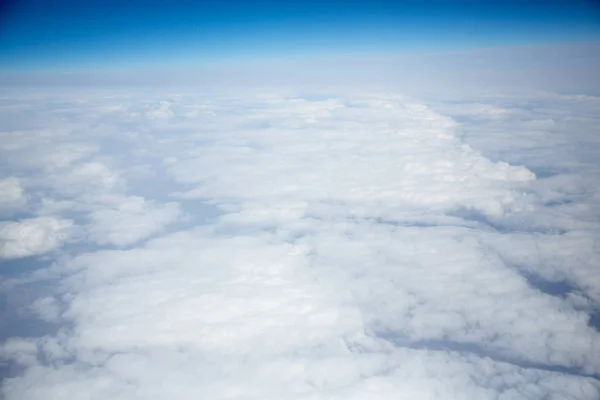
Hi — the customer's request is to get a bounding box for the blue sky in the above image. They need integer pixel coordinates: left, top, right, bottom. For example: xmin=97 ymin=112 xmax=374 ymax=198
xmin=0 ymin=0 xmax=599 ymax=70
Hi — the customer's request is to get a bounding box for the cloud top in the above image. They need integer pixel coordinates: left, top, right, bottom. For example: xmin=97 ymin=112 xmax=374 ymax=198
xmin=0 ymin=89 xmax=599 ymax=399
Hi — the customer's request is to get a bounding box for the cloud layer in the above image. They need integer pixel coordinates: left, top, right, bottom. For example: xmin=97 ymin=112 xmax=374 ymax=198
xmin=0 ymin=89 xmax=599 ymax=399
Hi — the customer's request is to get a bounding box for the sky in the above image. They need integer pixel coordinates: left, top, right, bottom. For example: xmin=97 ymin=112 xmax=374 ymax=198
xmin=0 ymin=0 xmax=599 ymax=70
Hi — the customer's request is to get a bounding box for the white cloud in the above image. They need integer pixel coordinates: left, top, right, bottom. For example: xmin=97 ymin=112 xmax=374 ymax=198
xmin=55 ymin=162 xmax=120 ymax=194
xmin=146 ymin=101 xmax=174 ymax=120
xmin=0 ymin=88 xmax=599 ymax=400
xmin=29 ymin=297 xmax=61 ymax=322
xmin=169 ymin=96 xmax=534 ymax=220
xmin=86 ymin=196 xmax=181 ymax=246
xmin=0 ymin=177 xmax=27 ymax=214
xmin=0 ymin=216 xmax=73 ymax=259
xmin=3 ymin=340 xmax=600 ymax=399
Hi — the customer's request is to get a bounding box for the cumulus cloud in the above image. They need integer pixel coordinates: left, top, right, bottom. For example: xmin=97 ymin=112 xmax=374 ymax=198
xmin=0 ymin=217 xmax=72 ymax=259
xmin=29 ymin=297 xmax=61 ymax=323
xmin=146 ymin=101 xmax=174 ymax=119
xmin=53 ymin=162 xmax=120 ymax=195
xmin=0 ymin=89 xmax=599 ymax=399
xmin=86 ymin=196 xmax=181 ymax=246
xmin=0 ymin=177 xmax=26 ymax=214
xmin=169 ymin=96 xmax=535 ymax=221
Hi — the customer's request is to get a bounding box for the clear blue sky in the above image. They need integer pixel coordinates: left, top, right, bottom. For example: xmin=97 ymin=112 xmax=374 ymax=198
xmin=0 ymin=0 xmax=599 ymax=70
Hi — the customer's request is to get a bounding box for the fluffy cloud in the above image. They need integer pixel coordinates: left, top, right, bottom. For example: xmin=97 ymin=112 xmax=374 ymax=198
xmin=168 ymin=96 xmax=535 ymax=221
xmin=146 ymin=101 xmax=174 ymax=120
xmin=0 ymin=217 xmax=72 ymax=259
xmin=29 ymin=297 xmax=61 ymax=323
xmin=0 ymin=177 xmax=26 ymax=214
xmin=0 ymin=90 xmax=599 ymax=399
xmin=86 ymin=196 xmax=181 ymax=246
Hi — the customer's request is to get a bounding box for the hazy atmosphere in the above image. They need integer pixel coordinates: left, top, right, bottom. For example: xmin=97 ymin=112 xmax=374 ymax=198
xmin=1 ymin=1 xmax=600 ymax=399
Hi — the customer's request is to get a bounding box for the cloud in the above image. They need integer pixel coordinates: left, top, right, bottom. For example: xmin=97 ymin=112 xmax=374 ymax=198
xmin=54 ymin=162 xmax=120 ymax=195
xmin=146 ymin=101 xmax=174 ymax=120
xmin=85 ymin=196 xmax=181 ymax=246
xmin=0 ymin=88 xmax=599 ymax=399
xmin=169 ymin=96 xmax=535 ymax=221
xmin=0 ymin=177 xmax=26 ymax=215
xmin=0 ymin=217 xmax=73 ymax=259
xmin=29 ymin=297 xmax=61 ymax=323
